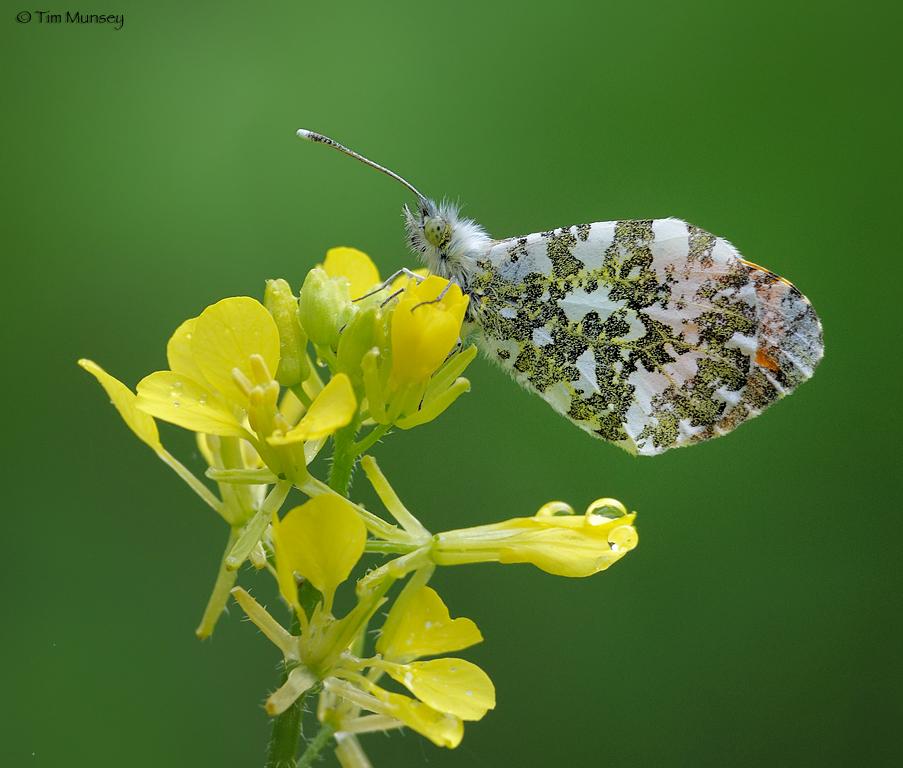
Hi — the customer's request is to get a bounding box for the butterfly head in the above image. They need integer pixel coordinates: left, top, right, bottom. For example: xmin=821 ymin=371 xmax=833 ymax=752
xmin=295 ymin=130 xmax=492 ymax=287
xmin=403 ymin=198 xmax=491 ymax=287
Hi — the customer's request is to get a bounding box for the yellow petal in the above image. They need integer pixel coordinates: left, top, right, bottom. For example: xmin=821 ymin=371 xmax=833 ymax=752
xmin=166 ymin=317 xmax=208 ymax=385
xmin=79 ymin=359 xmax=161 ymax=450
xmin=395 ymin=377 xmax=470 ymax=429
xmin=268 ymin=373 xmax=357 ymax=445
xmin=385 ymin=658 xmax=495 ymax=721
xmin=274 ymin=495 xmax=366 ymax=609
xmin=495 ymin=518 xmax=628 ymax=576
xmin=270 ymin=510 xmax=301 ymax=610
xmin=404 ymin=277 xmax=469 ymax=331
xmin=191 ymin=297 xmax=281 ymax=405
xmin=136 ymin=371 xmax=248 ymax=437
xmin=322 ymin=247 xmax=381 ymax=298
xmin=369 ymin=687 xmax=463 ymax=748
xmin=377 ymin=586 xmax=482 ymax=661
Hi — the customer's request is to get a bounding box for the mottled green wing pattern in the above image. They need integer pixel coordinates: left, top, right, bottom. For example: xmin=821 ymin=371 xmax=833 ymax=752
xmin=468 ymin=218 xmax=823 ymax=456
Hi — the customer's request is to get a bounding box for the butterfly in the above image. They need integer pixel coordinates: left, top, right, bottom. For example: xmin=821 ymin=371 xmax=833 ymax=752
xmin=297 ymin=129 xmax=824 ymax=456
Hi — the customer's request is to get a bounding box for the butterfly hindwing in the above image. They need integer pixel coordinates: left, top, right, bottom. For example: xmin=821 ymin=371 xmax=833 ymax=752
xmin=468 ymin=218 xmax=823 ymax=456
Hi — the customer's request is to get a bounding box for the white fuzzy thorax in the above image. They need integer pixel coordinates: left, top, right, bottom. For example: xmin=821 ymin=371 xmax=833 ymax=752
xmin=404 ymin=199 xmax=493 ymax=289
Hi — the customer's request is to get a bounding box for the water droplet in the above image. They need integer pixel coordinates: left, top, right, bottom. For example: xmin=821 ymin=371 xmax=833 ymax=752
xmin=536 ymin=501 xmax=574 ymax=518
xmin=608 ymin=525 xmax=638 ymax=552
xmin=585 ymin=498 xmax=627 ymax=523
xmin=466 ymin=690 xmax=473 ymax=696
xmin=172 ymin=401 xmax=181 ymax=408
xmin=198 ymin=396 xmax=207 ymax=406
xmin=424 ymin=620 xmax=433 ymax=630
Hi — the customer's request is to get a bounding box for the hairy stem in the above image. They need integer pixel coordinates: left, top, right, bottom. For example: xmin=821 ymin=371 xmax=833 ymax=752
xmin=297 ymin=723 xmax=336 ymax=768
xmin=327 ymin=417 xmax=360 ymax=494
xmin=350 ymin=423 xmax=390 ymax=457
xmin=265 ymin=687 xmax=306 ymax=768
xmin=265 ymin=611 xmax=305 ymax=768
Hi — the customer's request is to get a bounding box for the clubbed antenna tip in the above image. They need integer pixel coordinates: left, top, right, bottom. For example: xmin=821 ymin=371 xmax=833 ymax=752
xmin=295 ymin=128 xmax=426 ymax=204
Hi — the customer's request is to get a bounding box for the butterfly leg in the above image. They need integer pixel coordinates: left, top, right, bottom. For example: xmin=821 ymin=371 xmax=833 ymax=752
xmin=411 ymin=278 xmax=457 ymax=312
xmin=352 ymin=268 xmax=425 ymax=302
xmin=379 ymin=288 xmax=405 ymax=307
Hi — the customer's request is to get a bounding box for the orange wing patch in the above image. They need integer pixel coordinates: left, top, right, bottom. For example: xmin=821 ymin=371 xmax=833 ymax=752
xmin=755 ymin=348 xmax=780 ymax=372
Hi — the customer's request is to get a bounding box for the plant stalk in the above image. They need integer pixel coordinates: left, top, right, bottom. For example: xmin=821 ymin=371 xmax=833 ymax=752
xmin=297 ymin=723 xmax=336 ymax=768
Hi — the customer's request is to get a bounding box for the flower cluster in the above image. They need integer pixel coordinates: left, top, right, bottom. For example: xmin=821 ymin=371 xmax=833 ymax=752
xmin=81 ymin=247 xmax=638 ymax=766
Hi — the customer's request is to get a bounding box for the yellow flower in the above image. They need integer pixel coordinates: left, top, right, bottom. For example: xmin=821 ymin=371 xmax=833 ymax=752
xmin=432 ymin=499 xmax=639 ymax=577
xmin=131 ymin=295 xmax=357 ymax=485
xmin=354 ymin=276 xmax=475 ymax=431
xmin=375 ymin=583 xmax=493 ymax=720
xmin=136 ymin=297 xmax=281 ymax=438
xmin=389 ymin=276 xmax=469 ymax=388
xmin=323 ymin=580 xmax=494 ymax=748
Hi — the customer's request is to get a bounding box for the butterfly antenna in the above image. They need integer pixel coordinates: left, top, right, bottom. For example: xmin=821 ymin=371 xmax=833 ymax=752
xmin=296 ymin=129 xmax=426 ymax=205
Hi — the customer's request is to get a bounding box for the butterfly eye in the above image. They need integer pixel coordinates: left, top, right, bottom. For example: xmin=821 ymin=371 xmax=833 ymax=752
xmin=423 ymin=216 xmax=451 ymax=249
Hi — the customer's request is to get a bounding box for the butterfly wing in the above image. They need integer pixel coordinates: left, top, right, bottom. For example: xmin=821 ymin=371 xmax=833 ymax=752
xmin=468 ymin=218 xmax=823 ymax=456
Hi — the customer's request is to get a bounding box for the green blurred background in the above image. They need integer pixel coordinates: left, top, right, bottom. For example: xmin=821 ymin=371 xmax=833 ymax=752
xmin=3 ymin=1 xmax=900 ymax=765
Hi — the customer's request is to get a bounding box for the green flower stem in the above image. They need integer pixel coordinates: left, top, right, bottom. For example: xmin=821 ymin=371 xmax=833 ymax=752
xmin=297 ymin=722 xmax=336 ymax=768
xmin=225 ymin=481 xmax=291 ymax=571
xmin=265 ymin=685 xmax=306 ymax=768
xmin=350 ymin=423 xmax=391 ymax=457
xmin=156 ymin=447 xmax=224 ymax=517
xmin=266 ymin=596 xmax=312 ymax=768
xmin=206 ymin=467 xmax=279 ymax=485
xmin=364 ymin=540 xmax=421 ymax=555
xmin=327 ymin=416 xmax=360 ymax=494
xmin=194 ymin=528 xmax=240 ymax=639
xmin=289 ymin=383 xmax=313 ymax=408
xmin=266 ymin=582 xmax=322 ymax=767
xmin=216 ymin=437 xmax=257 ymax=521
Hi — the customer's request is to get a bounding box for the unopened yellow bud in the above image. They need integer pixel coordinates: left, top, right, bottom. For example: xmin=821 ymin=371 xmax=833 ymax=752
xmin=389 ymin=277 xmax=468 ymax=388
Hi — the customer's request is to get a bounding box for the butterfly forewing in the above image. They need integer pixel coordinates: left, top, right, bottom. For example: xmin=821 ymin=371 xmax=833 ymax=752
xmin=468 ymin=218 xmax=823 ymax=455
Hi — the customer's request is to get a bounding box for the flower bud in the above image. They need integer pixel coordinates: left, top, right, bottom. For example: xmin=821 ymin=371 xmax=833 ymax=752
xmin=298 ymin=267 xmax=355 ymax=349
xmin=264 ymin=278 xmax=309 ymax=387
xmin=337 ymin=305 xmax=386 ymax=386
